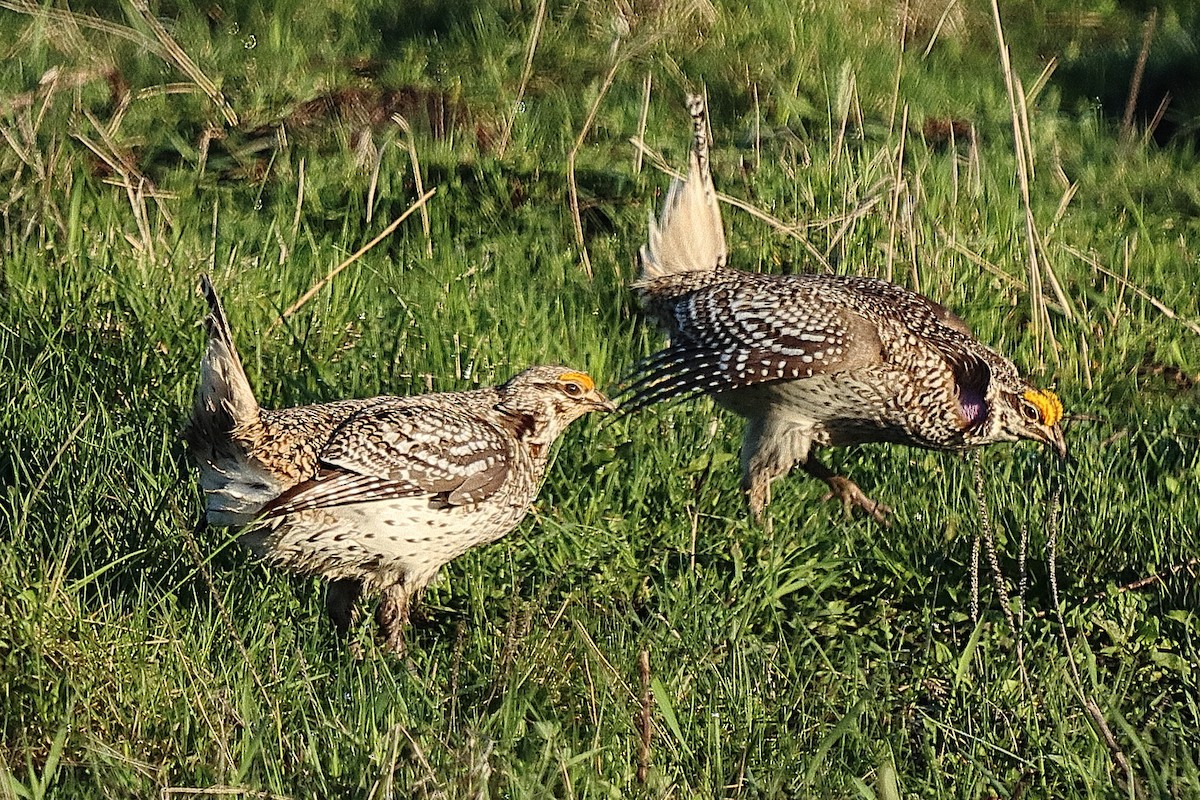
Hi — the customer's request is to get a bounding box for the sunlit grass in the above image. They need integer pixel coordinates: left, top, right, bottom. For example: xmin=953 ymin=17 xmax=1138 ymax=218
xmin=1 ymin=0 xmax=1198 ymax=797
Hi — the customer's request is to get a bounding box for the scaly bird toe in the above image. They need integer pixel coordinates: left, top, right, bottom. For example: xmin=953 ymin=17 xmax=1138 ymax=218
xmin=821 ymin=476 xmax=892 ymax=526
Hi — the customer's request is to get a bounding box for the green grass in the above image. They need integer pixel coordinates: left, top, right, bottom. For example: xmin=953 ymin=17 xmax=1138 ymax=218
xmin=2 ymin=0 xmax=1199 ymax=797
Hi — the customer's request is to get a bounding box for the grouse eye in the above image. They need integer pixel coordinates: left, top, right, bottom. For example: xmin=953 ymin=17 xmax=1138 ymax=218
xmin=562 ymin=381 xmax=584 ymax=397
xmin=1021 ymin=401 xmax=1040 ymax=423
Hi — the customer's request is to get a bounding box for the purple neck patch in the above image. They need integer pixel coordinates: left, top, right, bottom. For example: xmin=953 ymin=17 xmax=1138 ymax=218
xmin=959 ymin=386 xmax=987 ymax=426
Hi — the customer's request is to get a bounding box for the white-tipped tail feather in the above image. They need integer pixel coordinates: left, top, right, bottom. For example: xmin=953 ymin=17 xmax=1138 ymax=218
xmin=186 ymin=274 xmax=278 ymax=525
xmin=638 ymin=94 xmax=727 ymax=281
xmin=193 ymin=274 xmax=259 ymax=434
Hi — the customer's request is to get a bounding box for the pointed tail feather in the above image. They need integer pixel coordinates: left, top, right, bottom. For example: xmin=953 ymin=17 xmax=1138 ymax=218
xmin=637 ymin=93 xmax=727 ymax=282
xmin=617 ymin=347 xmax=728 ymax=413
xmin=186 ymin=274 xmax=259 ymax=448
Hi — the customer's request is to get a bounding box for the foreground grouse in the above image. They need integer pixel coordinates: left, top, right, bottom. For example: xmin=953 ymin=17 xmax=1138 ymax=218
xmin=186 ymin=275 xmax=613 ymax=652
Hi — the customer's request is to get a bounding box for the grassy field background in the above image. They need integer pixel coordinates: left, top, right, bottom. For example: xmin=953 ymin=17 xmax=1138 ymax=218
xmin=2 ymin=0 xmax=1198 ymax=797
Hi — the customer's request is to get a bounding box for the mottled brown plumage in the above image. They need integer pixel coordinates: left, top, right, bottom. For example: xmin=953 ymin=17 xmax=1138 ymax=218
xmin=185 ymin=276 xmax=613 ymax=653
xmin=625 ymin=95 xmax=1066 ymax=522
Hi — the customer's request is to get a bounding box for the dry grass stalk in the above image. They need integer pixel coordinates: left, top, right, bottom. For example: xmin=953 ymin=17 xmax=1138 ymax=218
xmin=82 ymin=107 xmax=176 ymax=219
xmin=0 ymin=108 xmax=41 ymax=179
xmin=391 ymin=724 xmax=448 ymax=800
xmin=196 ymin=125 xmax=222 ymax=177
xmin=1122 ymin=8 xmax=1159 ymax=141
xmin=920 ymin=0 xmax=964 ymax=58
xmin=161 ymin=786 xmax=289 ymax=799
xmin=572 ymin=619 xmax=637 ymax=703
xmin=130 ymin=0 xmax=237 ymax=127
xmin=940 ymin=231 xmax=1024 ymax=290
xmin=272 ymin=187 xmax=437 ymax=330
xmin=634 ymin=71 xmax=652 ymax=174
xmin=1046 ymin=487 xmax=1144 ymax=798
xmin=1026 ymin=57 xmax=1059 ymax=106
xmin=989 ymin=0 xmax=1063 ymax=361
xmin=751 ymin=81 xmax=762 ymax=172
xmin=637 ymin=649 xmax=652 ymax=783
xmin=567 ymin=56 xmax=623 ymax=279
xmin=967 ymin=120 xmax=982 ymax=197
xmin=1064 ymin=243 xmax=1200 ymax=336
xmin=291 ymin=158 xmax=306 ymax=239
xmin=0 ymin=0 xmax=151 ymax=50
xmin=1051 ymin=182 xmax=1079 ymax=228
xmin=885 ymin=105 xmax=909 ymax=283
xmin=1015 ymin=75 xmax=1036 ymax=182
xmin=72 ymin=130 xmax=157 ymax=257
xmin=833 ymin=68 xmax=857 ymax=166
xmin=497 ymin=0 xmax=548 ymax=158
xmin=123 ymin=178 xmax=156 ymax=260
xmin=365 ymin=138 xmax=384 ymax=225
xmin=392 ymin=115 xmax=434 ymax=258
xmin=2 ymin=66 xmax=107 ymax=222
xmin=1073 ymin=559 xmax=1199 ymax=608
xmin=569 ymin=0 xmax=717 ymax=277
xmin=1078 ymin=330 xmax=1093 ymax=390
xmin=822 ymin=186 xmax=887 ymax=260
xmin=1142 ymin=92 xmax=1172 ymax=146
xmin=1036 ymin=235 xmax=1077 ymax=320
xmin=970 ymin=451 xmax=1030 ymax=695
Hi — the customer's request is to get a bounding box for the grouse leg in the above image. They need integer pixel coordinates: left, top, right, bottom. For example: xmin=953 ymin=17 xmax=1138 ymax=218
xmin=801 ymin=456 xmax=892 ymax=525
xmin=375 ymin=581 xmax=414 ymax=656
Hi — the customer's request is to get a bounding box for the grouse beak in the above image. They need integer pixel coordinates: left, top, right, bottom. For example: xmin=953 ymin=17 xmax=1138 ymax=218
xmin=1042 ymin=424 xmax=1068 ymax=459
xmin=590 ymin=391 xmax=617 ymax=413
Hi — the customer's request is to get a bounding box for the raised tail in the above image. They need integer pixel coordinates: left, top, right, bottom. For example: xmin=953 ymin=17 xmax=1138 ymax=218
xmin=185 ymin=274 xmax=259 ymax=451
xmin=637 ymin=93 xmax=728 ymax=282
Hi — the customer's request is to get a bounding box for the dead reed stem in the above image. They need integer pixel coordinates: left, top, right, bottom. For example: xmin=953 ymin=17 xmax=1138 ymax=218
xmin=1046 ymin=485 xmax=1143 ymax=798
xmin=885 ymin=104 xmax=909 ymax=283
xmin=637 ymin=649 xmax=652 ymax=784
xmin=921 ymin=0 xmax=963 ymax=58
xmin=989 ymin=0 xmax=1056 ymax=361
xmin=272 ymin=187 xmax=436 ymax=330
xmin=0 ymin=0 xmax=151 ymax=50
xmin=498 ymin=0 xmax=548 ymax=158
xmin=752 ymin=81 xmax=762 ymax=171
xmin=130 ymin=0 xmax=238 ymax=127
xmin=291 ymin=158 xmax=305 ymax=239
xmin=1143 ymin=92 xmax=1172 ymax=146
xmin=393 ymin=115 xmax=434 ymax=258
xmin=1122 ymin=8 xmax=1159 ymax=141
xmin=568 ymin=58 xmax=623 ymax=279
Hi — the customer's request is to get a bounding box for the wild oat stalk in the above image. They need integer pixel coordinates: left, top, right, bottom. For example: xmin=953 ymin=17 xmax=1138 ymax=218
xmin=970 ymin=451 xmax=1030 ymax=694
xmin=392 ymin=115 xmax=433 ymax=258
